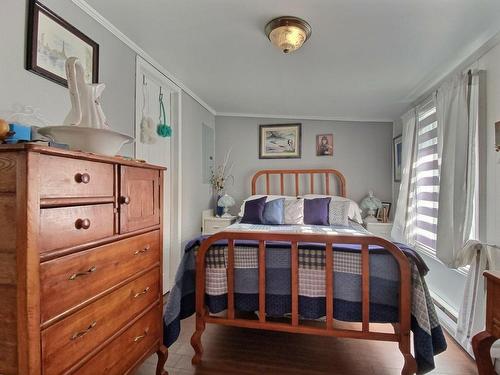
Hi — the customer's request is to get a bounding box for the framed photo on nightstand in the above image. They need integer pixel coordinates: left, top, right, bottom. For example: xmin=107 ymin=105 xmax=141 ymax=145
xmin=376 ymin=202 xmax=392 ymax=222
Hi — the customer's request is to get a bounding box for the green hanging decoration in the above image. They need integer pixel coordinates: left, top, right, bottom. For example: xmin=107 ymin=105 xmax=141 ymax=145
xmin=157 ymin=88 xmax=172 ymax=137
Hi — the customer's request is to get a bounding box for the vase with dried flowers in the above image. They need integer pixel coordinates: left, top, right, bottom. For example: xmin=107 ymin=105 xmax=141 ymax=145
xmin=209 ymin=149 xmax=234 ymax=216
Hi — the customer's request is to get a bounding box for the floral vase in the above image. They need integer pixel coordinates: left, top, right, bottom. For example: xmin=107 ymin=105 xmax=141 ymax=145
xmin=215 ymin=192 xmax=224 ymax=217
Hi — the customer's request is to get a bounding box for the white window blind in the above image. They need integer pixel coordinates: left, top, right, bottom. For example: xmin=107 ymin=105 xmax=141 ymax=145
xmin=413 ymin=100 xmax=439 ymax=252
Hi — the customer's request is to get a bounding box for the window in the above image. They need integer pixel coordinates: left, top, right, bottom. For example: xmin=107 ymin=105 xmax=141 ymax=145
xmin=413 ymin=99 xmax=439 ymax=252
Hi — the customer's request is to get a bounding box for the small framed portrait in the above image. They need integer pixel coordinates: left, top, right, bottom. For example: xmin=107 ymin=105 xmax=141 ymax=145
xmin=377 ymin=202 xmax=392 ymax=222
xmin=393 ymin=135 xmax=402 ymax=182
xmin=316 ymin=134 xmax=333 ymax=156
xmin=26 ymin=0 xmax=99 ymax=87
xmin=259 ymin=123 xmax=301 ymax=159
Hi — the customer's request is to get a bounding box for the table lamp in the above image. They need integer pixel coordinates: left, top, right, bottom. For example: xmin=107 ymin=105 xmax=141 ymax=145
xmin=360 ymin=190 xmax=382 ymax=223
xmin=217 ymin=194 xmax=235 ymax=218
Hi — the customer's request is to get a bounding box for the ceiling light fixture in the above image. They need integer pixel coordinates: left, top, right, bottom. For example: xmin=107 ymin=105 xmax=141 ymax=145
xmin=265 ymin=16 xmax=312 ymax=54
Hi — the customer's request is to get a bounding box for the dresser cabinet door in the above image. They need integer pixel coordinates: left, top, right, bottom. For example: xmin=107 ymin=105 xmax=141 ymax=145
xmin=119 ymin=166 xmax=160 ymax=233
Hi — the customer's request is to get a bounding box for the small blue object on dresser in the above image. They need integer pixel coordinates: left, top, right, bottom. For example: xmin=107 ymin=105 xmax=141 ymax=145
xmin=5 ymin=123 xmax=32 ymax=143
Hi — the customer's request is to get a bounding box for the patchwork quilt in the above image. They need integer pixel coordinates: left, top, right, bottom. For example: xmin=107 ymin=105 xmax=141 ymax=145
xmin=163 ymin=223 xmax=446 ymax=374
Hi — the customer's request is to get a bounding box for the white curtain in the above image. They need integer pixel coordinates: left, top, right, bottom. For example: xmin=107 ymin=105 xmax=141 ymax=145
xmin=435 ymin=72 xmax=493 ymax=353
xmin=391 ymin=108 xmax=417 ymax=245
xmin=456 ymin=248 xmax=489 ymax=353
xmin=435 ymin=73 xmax=481 ymax=268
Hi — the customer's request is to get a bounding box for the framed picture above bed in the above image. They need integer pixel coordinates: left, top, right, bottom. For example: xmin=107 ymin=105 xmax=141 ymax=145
xmin=26 ymin=0 xmax=99 ymax=87
xmin=393 ymin=135 xmax=402 ymax=182
xmin=316 ymin=134 xmax=333 ymax=156
xmin=259 ymin=123 xmax=301 ymax=159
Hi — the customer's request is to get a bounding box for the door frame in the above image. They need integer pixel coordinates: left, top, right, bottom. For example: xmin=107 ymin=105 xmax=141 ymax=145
xmin=135 ymin=55 xmax=182 ymax=291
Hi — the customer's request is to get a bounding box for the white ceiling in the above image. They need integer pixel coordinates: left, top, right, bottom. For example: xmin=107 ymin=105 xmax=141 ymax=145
xmin=83 ymin=0 xmax=500 ymax=121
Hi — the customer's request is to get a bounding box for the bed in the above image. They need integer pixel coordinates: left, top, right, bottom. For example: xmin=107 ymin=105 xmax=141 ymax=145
xmin=163 ymin=169 xmax=446 ymax=374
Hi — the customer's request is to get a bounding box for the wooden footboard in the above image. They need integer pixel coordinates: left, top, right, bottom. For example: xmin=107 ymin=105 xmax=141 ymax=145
xmin=190 ymin=231 xmax=418 ymax=375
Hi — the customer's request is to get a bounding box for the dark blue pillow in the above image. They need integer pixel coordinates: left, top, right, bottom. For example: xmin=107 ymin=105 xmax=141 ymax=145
xmin=241 ymin=196 xmax=267 ymax=224
xmin=303 ymin=197 xmax=330 ymax=225
xmin=262 ymin=198 xmax=285 ymax=225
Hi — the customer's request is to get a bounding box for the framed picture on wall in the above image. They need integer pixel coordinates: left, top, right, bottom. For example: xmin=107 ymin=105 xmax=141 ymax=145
xmin=316 ymin=134 xmax=333 ymax=156
xmin=26 ymin=0 xmax=99 ymax=87
xmin=259 ymin=123 xmax=302 ymax=159
xmin=393 ymin=135 xmax=402 ymax=182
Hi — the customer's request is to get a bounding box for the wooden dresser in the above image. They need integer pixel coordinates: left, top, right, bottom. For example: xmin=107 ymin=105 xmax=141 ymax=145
xmin=0 ymin=144 xmax=167 ymax=375
xmin=472 ymin=271 xmax=500 ymax=375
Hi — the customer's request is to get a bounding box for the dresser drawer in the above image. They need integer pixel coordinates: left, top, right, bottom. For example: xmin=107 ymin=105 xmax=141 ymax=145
xmin=42 ymin=269 xmax=160 ymax=375
xmin=74 ymin=305 xmax=161 ymax=375
xmin=39 ymin=203 xmax=115 ymax=253
xmin=40 ymin=230 xmax=160 ymax=323
xmin=39 ymin=154 xmax=114 ymax=199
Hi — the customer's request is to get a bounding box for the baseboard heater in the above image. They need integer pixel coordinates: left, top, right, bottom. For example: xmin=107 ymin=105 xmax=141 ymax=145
xmin=432 ymin=297 xmax=458 ymax=324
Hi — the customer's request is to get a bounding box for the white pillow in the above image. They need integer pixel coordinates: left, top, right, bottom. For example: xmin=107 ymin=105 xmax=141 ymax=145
xmin=284 ymin=199 xmax=304 ymax=224
xmin=329 ymin=200 xmax=350 ymax=226
xmin=238 ymin=195 xmax=296 ymax=217
xmin=301 ymin=194 xmax=363 ymax=224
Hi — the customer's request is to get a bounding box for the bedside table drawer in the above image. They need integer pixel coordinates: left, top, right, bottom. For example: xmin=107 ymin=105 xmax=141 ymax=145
xmin=203 ymin=217 xmax=236 ymax=235
xmin=204 ymin=220 xmax=229 ymax=235
xmin=366 ymin=223 xmax=393 ymax=241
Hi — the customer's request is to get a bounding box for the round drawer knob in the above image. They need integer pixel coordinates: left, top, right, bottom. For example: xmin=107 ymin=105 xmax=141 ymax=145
xmin=120 ymin=196 xmax=131 ymax=205
xmin=75 ymin=218 xmax=91 ymax=230
xmin=75 ymin=173 xmax=91 ymax=184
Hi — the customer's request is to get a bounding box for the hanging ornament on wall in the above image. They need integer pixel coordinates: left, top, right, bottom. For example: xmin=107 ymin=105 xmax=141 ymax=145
xmin=157 ymin=88 xmax=172 ymax=137
xmin=140 ymin=75 xmax=156 ymax=144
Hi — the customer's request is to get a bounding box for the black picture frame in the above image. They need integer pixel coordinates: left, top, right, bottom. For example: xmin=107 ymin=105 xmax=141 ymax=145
xmin=393 ymin=135 xmax=402 ymax=182
xmin=259 ymin=123 xmax=302 ymax=159
xmin=26 ymin=0 xmax=99 ymax=87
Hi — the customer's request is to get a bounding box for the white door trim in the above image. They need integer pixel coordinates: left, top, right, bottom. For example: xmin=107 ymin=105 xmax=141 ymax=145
xmin=135 ymin=55 xmax=183 ymax=290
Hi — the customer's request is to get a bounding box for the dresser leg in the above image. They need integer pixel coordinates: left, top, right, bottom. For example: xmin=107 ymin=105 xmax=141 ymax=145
xmin=472 ymin=331 xmax=496 ymax=375
xmin=156 ymin=345 xmax=168 ymax=375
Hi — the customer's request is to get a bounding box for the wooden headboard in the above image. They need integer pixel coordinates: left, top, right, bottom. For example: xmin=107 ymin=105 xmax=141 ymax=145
xmin=251 ymin=169 xmax=346 ymax=197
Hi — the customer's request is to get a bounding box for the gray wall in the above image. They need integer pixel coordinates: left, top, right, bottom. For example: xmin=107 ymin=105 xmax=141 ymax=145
xmin=215 ymin=116 xmax=394 ymax=212
xmin=0 ymin=0 xmax=215 ymax=244
xmin=0 ymin=0 xmax=136 ymax=156
xmin=181 ymin=93 xmax=215 ymax=243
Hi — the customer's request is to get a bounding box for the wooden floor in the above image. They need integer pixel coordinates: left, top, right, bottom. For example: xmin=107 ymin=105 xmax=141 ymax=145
xmin=136 ymin=315 xmax=478 ymax=375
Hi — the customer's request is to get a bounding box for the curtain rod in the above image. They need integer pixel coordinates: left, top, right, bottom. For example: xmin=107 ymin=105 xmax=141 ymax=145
xmin=408 ymin=69 xmax=480 ymax=114
xmin=482 ymin=243 xmax=500 ymax=250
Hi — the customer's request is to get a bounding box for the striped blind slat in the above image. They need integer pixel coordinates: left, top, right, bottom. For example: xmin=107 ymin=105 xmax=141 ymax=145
xmin=417 ymin=127 xmax=438 ymax=144
xmin=418 ymin=112 xmax=437 ymax=129
xmin=414 ymin=102 xmax=439 ymax=252
xmin=416 ymin=160 xmax=439 ymax=173
xmin=415 ymin=206 xmax=438 ymax=218
xmin=416 ymin=192 xmax=439 ymax=202
xmin=416 ymin=220 xmax=438 ymax=234
xmin=415 ymin=176 xmax=439 ymax=187
xmin=416 ymin=235 xmax=436 ymax=250
xmin=417 ymin=145 xmax=438 ymax=158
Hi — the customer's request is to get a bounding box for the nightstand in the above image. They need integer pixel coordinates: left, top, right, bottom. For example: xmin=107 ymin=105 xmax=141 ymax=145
xmin=202 ymin=209 xmax=237 ymax=235
xmin=365 ymin=222 xmax=393 ymax=241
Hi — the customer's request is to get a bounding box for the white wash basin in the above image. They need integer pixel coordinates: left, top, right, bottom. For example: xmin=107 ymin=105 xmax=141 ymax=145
xmin=38 ymin=126 xmax=134 ymax=156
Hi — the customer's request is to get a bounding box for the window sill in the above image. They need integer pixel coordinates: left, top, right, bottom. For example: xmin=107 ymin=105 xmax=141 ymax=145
xmin=414 ymin=243 xmax=469 ymax=277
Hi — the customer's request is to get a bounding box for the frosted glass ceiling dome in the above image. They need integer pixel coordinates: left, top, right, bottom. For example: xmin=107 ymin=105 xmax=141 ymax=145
xmin=265 ymin=16 xmax=312 ymax=54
